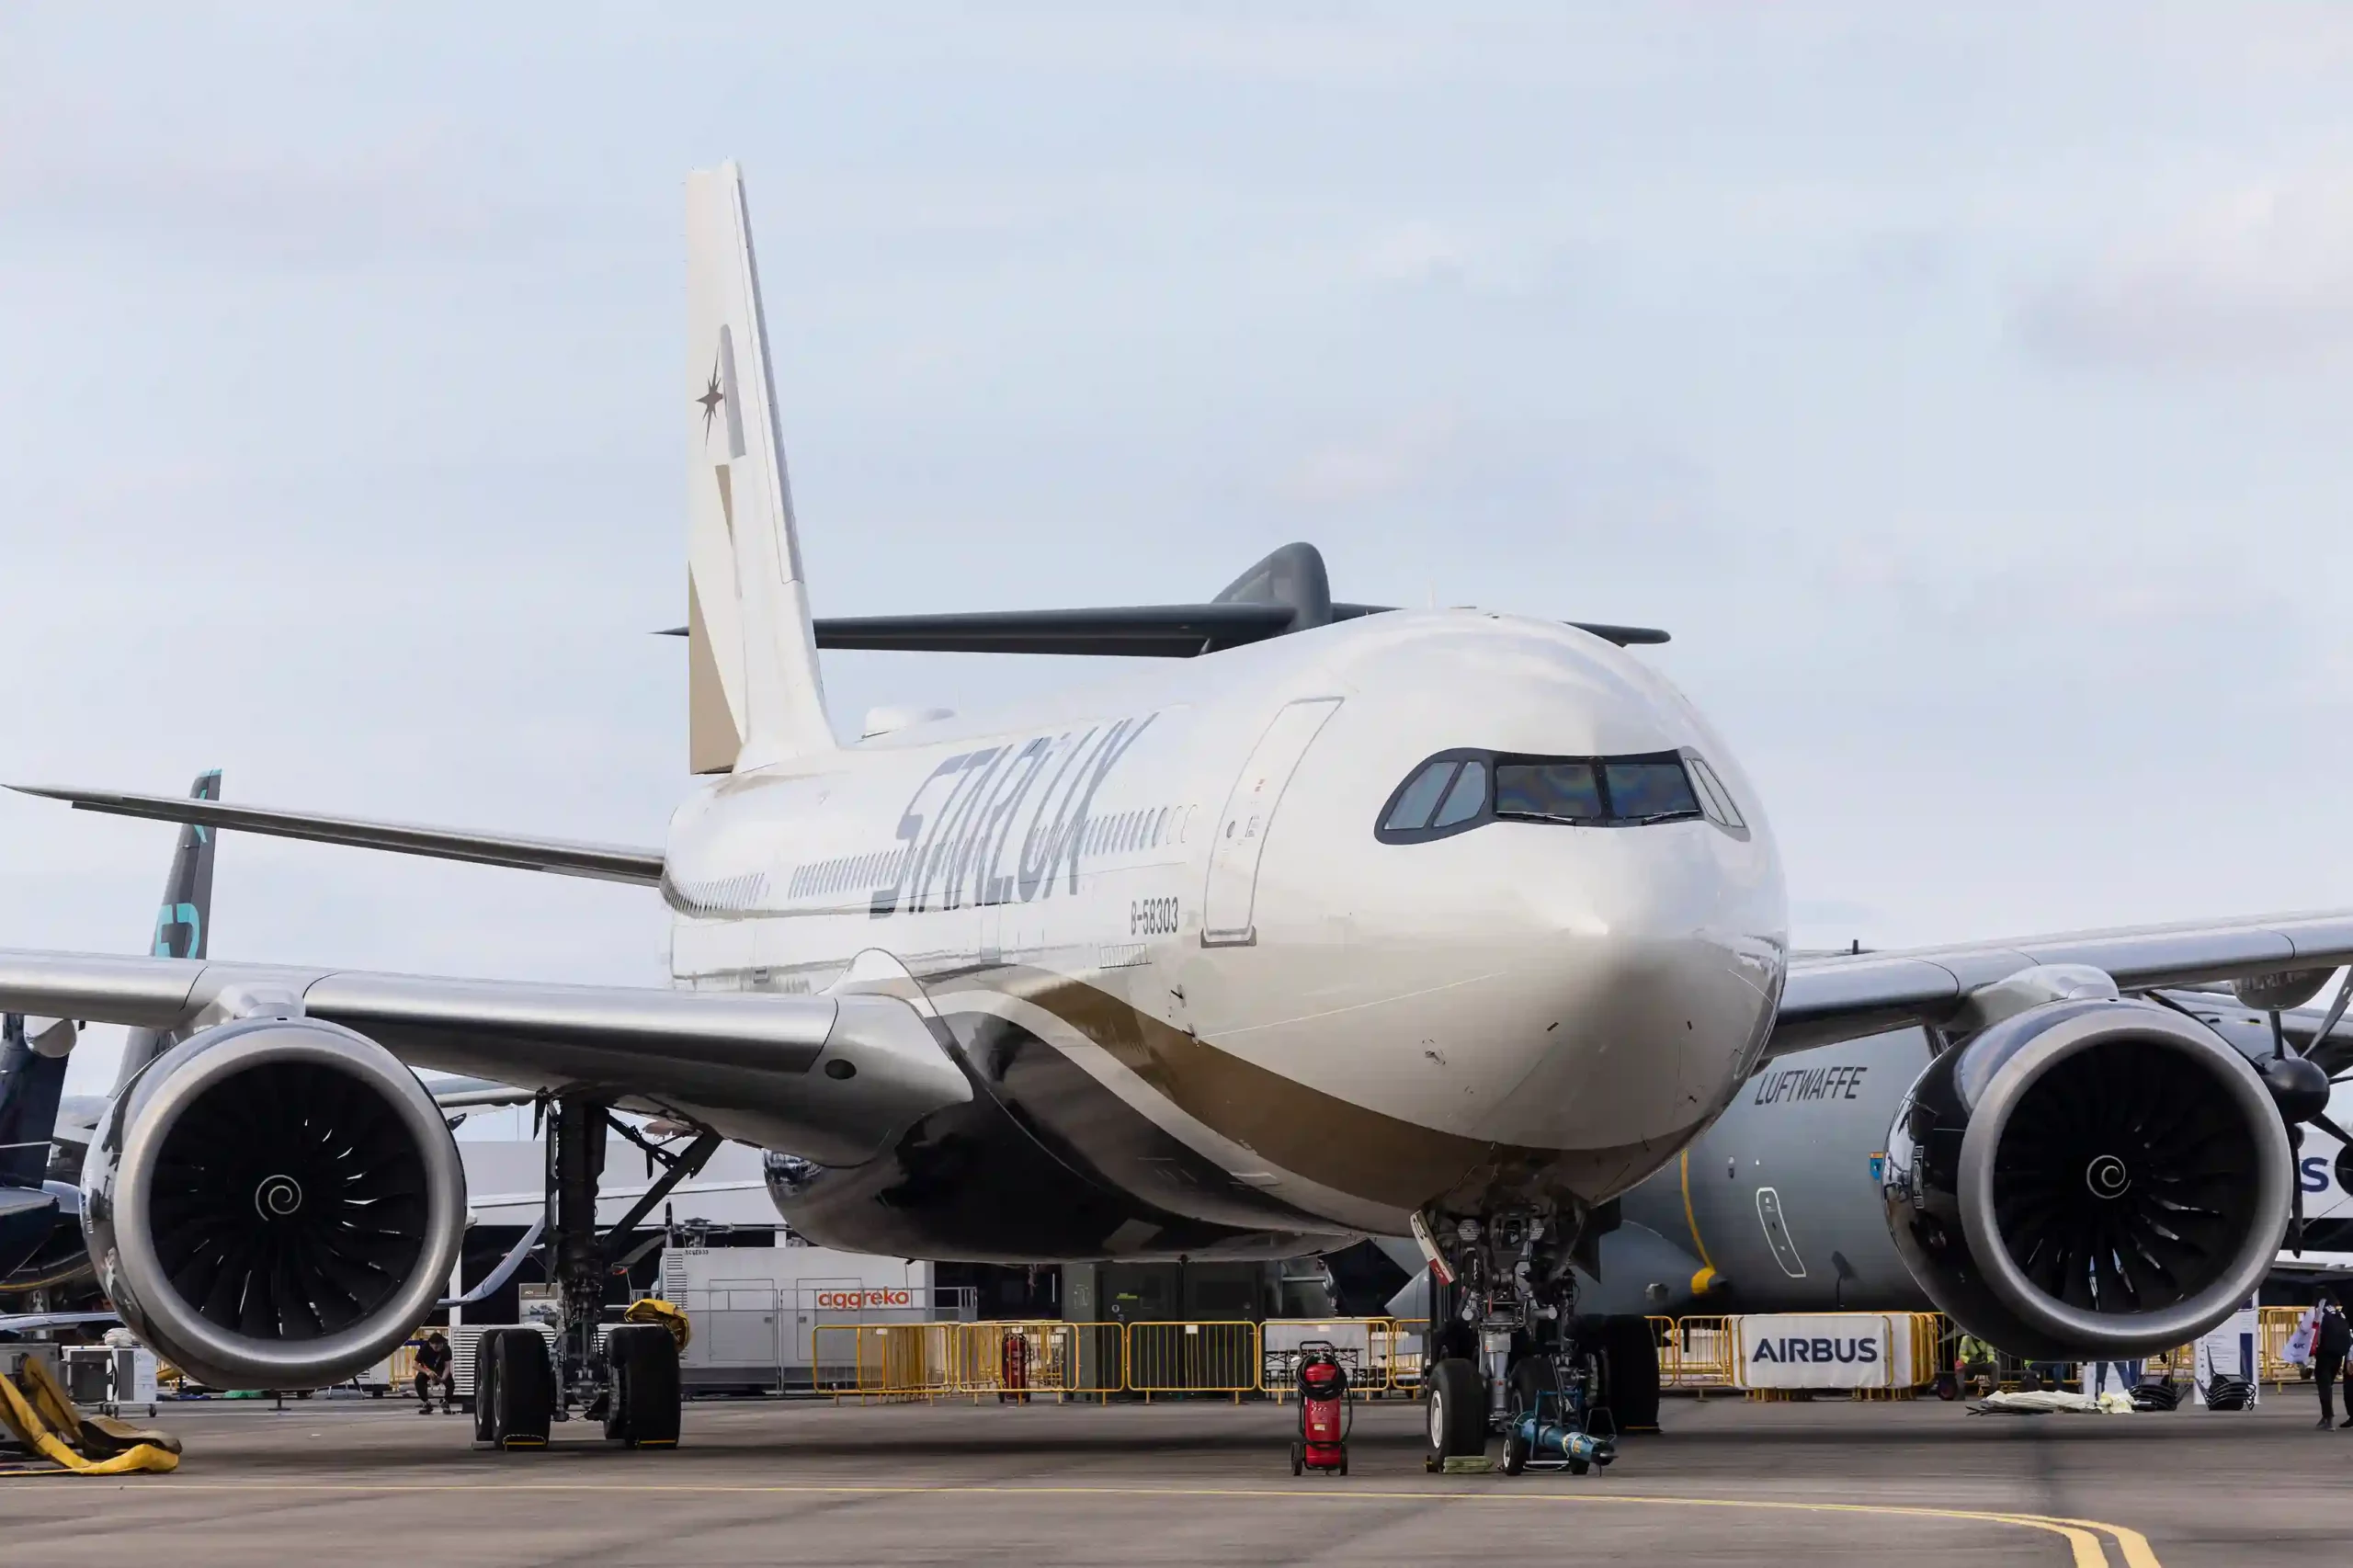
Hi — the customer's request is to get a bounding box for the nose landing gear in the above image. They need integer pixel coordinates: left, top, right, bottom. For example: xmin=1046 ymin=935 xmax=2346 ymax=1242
xmin=1415 ymin=1204 xmax=1649 ymax=1473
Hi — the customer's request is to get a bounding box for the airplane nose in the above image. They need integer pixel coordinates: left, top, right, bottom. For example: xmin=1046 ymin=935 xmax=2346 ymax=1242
xmin=1472 ymin=835 xmax=1783 ymax=1173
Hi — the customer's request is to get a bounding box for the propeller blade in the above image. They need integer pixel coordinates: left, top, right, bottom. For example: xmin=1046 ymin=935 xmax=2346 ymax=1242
xmin=2274 ymin=1009 xmax=2290 ymax=1062
xmin=2302 ymin=967 xmax=2353 ymax=1060
xmin=2312 ymin=1109 xmax=2353 ymax=1149
xmin=2295 ymin=1175 xmax=2306 ymax=1257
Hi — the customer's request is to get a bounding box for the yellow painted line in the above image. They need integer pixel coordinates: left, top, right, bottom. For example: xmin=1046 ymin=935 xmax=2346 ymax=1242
xmin=2040 ymin=1513 xmax=2163 ymax=1568
xmin=20 ymin=1479 xmax=2151 ymax=1565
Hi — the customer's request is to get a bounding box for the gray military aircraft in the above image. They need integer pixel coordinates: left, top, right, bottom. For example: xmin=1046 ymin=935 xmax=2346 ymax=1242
xmin=1508 ymin=981 xmax=2353 ymax=1324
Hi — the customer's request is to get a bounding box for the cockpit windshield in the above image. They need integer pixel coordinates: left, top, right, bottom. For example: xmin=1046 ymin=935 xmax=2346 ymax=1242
xmin=1378 ymin=748 xmax=1725 ymax=842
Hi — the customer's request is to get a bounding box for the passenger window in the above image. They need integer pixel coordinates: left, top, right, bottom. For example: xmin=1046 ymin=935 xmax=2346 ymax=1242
xmin=1603 ymin=759 xmax=1699 ymax=822
xmin=1383 ymin=761 xmax=1461 ymax=832
xmin=1495 ymin=762 xmax=1603 ymax=822
xmin=1431 ymin=759 xmax=1486 ymax=828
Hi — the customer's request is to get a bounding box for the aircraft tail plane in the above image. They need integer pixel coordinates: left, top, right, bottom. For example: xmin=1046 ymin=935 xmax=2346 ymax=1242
xmin=685 ymin=161 xmax=834 ymax=773
xmin=111 ymin=768 xmax=221 ymax=1095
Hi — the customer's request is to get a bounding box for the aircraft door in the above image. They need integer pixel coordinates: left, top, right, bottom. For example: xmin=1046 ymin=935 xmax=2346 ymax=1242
xmin=1201 ymin=698 xmax=1341 ymax=947
xmin=1755 ymin=1186 xmax=1808 ymax=1278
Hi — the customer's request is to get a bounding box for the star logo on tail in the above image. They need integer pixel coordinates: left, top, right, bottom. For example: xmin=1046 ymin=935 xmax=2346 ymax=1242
xmin=697 ymin=361 xmax=725 ymax=443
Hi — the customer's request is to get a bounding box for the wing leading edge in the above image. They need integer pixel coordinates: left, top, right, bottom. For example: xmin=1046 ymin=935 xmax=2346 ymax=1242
xmin=8 ymin=787 xmax=664 ymax=886
xmin=1773 ymin=911 xmax=2353 ymax=1057
xmin=0 ymin=951 xmax=970 ymax=1168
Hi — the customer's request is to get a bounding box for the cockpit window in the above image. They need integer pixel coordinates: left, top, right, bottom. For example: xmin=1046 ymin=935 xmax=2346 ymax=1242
xmin=1377 ymin=748 xmax=1720 ymax=843
xmin=1601 ymin=759 xmax=1700 ymax=822
xmin=1383 ymin=760 xmax=1461 ymax=832
xmin=1495 ymin=762 xmax=1602 ymax=823
xmin=1684 ymin=755 xmax=1746 ymax=829
xmin=1432 ymin=759 xmax=1487 ymax=828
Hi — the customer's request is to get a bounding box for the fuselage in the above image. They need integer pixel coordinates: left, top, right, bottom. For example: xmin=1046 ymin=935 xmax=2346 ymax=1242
xmin=661 ymin=609 xmax=1789 ymax=1260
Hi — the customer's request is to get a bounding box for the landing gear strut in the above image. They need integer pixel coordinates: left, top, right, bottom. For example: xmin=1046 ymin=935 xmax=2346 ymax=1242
xmin=1415 ymin=1204 xmax=1652 ymax=1471
xmin=474 ymin=1095 xmax=714 ymax=1451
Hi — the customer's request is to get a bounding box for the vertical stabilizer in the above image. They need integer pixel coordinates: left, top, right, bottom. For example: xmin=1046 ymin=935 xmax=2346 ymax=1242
xmin=111 ymin=769 xmax=221 ymax=1096
xmin=686 ymin=162 xmax=835 ymax=772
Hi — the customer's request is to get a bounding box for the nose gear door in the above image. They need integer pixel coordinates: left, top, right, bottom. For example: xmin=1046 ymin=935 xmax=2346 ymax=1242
xmin=1201 ymin=698 xmax=1341 ymax=947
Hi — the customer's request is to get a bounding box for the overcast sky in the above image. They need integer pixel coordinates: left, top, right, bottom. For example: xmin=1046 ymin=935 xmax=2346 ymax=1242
xmin=6 ymin=4 xmax=2353 ymax=1098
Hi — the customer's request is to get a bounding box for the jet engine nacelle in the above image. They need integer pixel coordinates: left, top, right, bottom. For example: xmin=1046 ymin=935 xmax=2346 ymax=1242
xmin=82 ymin=1017 xmax=464 ymax=1392
xmin=1881 ymin=995 xmax=2289 ymax=1360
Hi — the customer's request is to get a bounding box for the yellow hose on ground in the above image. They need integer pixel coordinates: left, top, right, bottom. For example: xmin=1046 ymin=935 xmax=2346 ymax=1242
xmin=16 ymin=1356 xmax=182 ymax=1456
xmin=0 ymin=1363 xmax=178 ymax=1475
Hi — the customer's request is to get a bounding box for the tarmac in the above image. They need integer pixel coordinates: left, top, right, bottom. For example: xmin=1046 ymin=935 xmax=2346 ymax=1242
xmin=6 ymin=1389 xmax=2349 ymax=1566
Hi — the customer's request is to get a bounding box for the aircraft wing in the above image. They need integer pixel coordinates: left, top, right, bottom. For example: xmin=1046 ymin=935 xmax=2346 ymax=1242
xmin=423 ymin=1074 xmax=538 ymax=1109
xmin=1771 ymin=912 xmax=2353 ymax=1058
xmin=8 ymin=786 xmax=663 ymax=886
xmin=0 ymin=1310 xmax=119 ymax=1336
xmin=0 ymin=952 xmax=971 ymax=1167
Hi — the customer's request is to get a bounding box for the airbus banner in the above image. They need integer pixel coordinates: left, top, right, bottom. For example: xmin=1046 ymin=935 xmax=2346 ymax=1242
xmin=1731 ymin=1313 xmax=1906 ymax=1390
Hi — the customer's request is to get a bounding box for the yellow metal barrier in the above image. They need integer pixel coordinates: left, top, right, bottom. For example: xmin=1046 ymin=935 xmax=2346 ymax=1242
xmin=2261 ymin=1305 xmax=2310 ymax=1387
xmin=1261 ymin=1317 xmax=1395 ymax=1396
xmin=1643 ymin=1314 xmax=1680 ymax=1388
xmin=1124 ymin=1321 xmax=1259 ymax=1394
xmin=814 ymin=1323 xmax=962 ymax=1398
xmin=1378 ymin=1318 xmax=1427 ymax=1392
xmin=1665 ymin=1314 xmax=1735 ymax=1387
xmin=814 ymin=1321 xmax=1131 ymax=1399
xmin=809 ymin=1311 xmax=2230 ymax=1403
xmin=955 ymin=1321 xmax=1127 ymax=1397
xmin=1066 ymin=1321 xmax=1130 ymax=1394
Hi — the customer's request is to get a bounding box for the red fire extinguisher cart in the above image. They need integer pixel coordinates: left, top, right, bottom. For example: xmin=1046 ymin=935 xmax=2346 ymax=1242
xmin=1290 ymin=1341 xmax=1352 ymax=1476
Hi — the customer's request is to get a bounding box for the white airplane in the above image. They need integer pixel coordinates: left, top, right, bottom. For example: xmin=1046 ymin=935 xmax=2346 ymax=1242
xmin=3 ymin=163 xmax=2348 ymax=1460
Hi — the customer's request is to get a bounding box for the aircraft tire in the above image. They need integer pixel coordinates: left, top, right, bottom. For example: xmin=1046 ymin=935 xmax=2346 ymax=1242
xmin=472 ymin=1337 xmax=500 ymax=1445
xmin=482 ymin=1328 xmax=553 ymax=1449
xmin=1594 ymin=1315 xmax=1661 ymax=1435
xmin=604 ymin=1324 xmax=682 ymax=1449
xmin=1425 ymin=1358 xmax=1485 ymax=1466
xmin=1507 ymin=1353 xmax=1560 ymax=1415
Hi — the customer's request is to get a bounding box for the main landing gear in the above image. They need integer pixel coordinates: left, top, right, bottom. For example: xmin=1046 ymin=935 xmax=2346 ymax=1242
xmin=1415 ymin=1205 xmax=1660 ymax=1473
xmin=475 ymin=1094 xmax=714 ymax=1452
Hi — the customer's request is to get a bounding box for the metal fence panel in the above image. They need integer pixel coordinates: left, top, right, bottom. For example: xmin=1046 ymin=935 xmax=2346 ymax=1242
xmin=1260 ymin=1319 xmax=1385 ymax=1393
xmin=1124 ymin=1321 xmax=1259 ymax=1393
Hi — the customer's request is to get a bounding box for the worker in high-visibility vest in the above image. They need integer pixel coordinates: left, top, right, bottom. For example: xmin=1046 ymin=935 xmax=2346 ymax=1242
xmin=1957 ymin=1333 xmax=1997 ymax=1399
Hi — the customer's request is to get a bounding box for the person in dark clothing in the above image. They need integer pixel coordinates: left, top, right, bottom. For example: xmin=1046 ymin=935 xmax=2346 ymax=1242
xmin=2313 ymin=1299 xmax=2352 ymax=1428
xmin=414 ymin=1332 xmax=455 ymax=1415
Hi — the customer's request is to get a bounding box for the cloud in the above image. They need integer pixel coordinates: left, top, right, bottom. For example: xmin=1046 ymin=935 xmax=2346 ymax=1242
xmin=2019 ymin=171 xmax=2353 ymax=368
xmin=1277 ymin=410 xmax=1461 ymax=505
xmin=1358 ymin=220 xmax=1545 ymax=292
